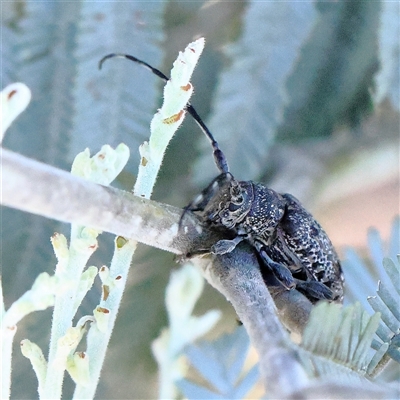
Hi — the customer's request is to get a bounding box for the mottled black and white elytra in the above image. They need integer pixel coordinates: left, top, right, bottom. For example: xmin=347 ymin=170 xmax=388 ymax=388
xmin=184 ymin=171 xmax=344 ymax=303
xmin=99 ymin=51 xmax=344 ymax=303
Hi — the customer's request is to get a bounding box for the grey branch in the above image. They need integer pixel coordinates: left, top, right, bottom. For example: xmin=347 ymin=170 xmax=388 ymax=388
xmin=193 ymin=244 xmax=310 ymax=396
xmin=1 ymin=148 xmax=219 ymax=255
xmin=1 ymin=148 xmax=309 ymax=394
xmin=2 ymin=148 xmax=394 ymax=399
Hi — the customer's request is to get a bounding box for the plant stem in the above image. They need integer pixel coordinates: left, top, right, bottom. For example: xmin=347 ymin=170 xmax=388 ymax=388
xmin=1 ymin=325 xmax=17 ymax=399
xmin=43 ymin=227 xmax=99 ymax=399
xmin=72 ymin=38 xmax=205 ymax=399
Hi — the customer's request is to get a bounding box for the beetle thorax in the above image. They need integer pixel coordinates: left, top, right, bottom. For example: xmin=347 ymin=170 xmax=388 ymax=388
xmin=242 ymin=183 xmax=286 ymax=239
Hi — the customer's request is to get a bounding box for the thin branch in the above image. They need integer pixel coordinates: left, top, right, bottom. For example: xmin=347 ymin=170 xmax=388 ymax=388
xmin=194 ymin=243 xmax=310 ymax=397
xmin=1 ymin=147 xmax=220 ymax=255
xmin=4 ymin=147 xmax=394 ymax=399
xmin=2 ymin=147 xmax=311 ymax=395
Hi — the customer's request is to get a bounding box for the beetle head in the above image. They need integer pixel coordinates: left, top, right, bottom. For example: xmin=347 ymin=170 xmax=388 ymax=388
xmin=204 ymin=178 xmax=254 ymax=230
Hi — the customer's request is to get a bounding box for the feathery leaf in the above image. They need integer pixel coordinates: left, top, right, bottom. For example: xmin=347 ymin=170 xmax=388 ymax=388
xmin=177 ymin=327 xmax=259 ymax=399
xmin=194 ymin=1 xmax=318 ymax=184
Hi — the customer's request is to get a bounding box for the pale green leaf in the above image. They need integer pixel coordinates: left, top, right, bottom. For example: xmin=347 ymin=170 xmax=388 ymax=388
xmin=194 ymin=1 xmax=318 ymax=184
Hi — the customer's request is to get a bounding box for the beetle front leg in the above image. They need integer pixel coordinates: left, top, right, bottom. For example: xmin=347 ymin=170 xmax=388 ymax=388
xmin=182 ymin=231 xmax=244 ymax=260
xmin=255 ymin=242 xmax=296 ymax=290
xmin=211 ymin=235 xmax=245 ymax=254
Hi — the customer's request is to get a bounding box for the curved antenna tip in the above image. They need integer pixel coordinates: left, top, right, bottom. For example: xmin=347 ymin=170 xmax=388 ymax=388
xmin=99 ymin=53 xmax=131 ymax=70
xmin=98 ymin=53 xmax=116 ymax=70
xmin=98 ymin=50 xmax=230 ymax=174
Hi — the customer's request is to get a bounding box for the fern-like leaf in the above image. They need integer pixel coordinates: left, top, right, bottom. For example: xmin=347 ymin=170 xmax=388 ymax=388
xmin=374 ymin=1 xmax=400 ymax=110
xmin=343 ymin=216 xmax=400 ymax=308
xmin=1 ymin=1 xmax=71 ymax=300
xmin=300 ymin=218 xmax=400 ymax=382
xmin=193 ymin=1 xmax=318 ymax=184
xmin=368 ymin=257 xmax=400 ymax=376
xmin=71 ymin=2 xmax=166 ymax=173
xmin=301 ymin=302 xmax=381 ymax=376
xmin=177 ymin=327 xmax=259 ymax=399
xmin=279 ymin=1 xmax=380 ymax=140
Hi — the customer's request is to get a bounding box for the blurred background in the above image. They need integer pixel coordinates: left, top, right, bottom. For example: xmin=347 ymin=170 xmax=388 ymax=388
xmin=2 ymin=1 xmax=399 ymax=398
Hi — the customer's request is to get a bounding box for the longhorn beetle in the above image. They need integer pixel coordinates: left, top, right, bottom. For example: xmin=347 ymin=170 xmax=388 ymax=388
xmin=99 ymin=51 xmax=344 ymax=303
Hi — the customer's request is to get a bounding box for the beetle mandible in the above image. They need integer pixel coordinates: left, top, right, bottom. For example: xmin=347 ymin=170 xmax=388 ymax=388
xmin=99 ymin=50 xmax=344 ymax=304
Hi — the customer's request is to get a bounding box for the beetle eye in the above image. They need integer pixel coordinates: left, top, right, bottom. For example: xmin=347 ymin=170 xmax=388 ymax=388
xmin=232 ymin=195 xmax=243 ymax=205
xmin=219 ymin=210 xmax=231 ymax=219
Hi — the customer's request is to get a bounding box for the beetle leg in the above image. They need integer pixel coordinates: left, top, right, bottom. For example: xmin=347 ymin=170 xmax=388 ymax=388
xmin=211 ymin=235 xmax=245 ymax=254
xmin=255 ymin=242 xmax=296 ymax=290
xmin=295 ymin=279 xmax=334 ymax=301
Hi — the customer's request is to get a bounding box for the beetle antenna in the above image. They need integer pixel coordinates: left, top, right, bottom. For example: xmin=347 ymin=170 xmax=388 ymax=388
xmin=99 ymin=53 xmax=229 ymax=174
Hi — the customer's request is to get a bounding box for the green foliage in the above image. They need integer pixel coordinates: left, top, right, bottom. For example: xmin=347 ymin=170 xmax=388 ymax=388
xmin=177 ymin=327 xmax=259 ymax=399
xmin=343 ymin=217 xmax=399 ymax=311
xmin=301 ymin=302 xmax=381 ymax=377
xmin=194 ymin=1 xmax=318 ymax=183
xmin=374 ymin=2 xmax=400 ymax=109
xmin=279 ymin=1 xmax=380 ymax=140
xmin=368 ymin=257 xmax=400 ymax=372
xmin=302 ymin=218 xmax=400 ymax=383
xmin=2 ymin=1 xmax=399 ymax=398
xmin=2 ymin=3 xmax=167 ymax=398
